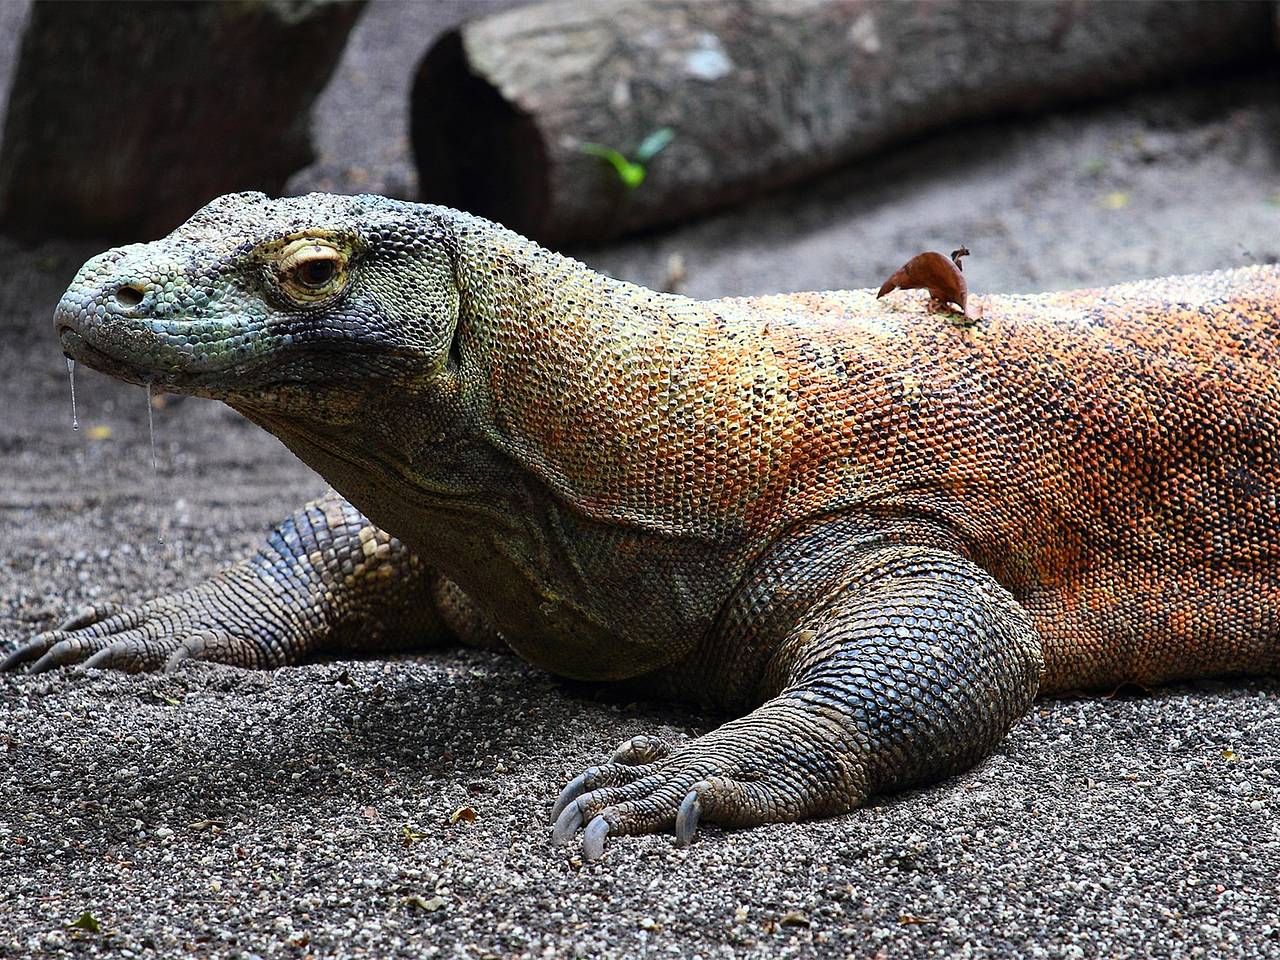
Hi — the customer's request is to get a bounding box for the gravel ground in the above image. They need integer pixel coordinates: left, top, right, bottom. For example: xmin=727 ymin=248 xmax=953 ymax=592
xmin=3 ymin=4 xmax=1280 ymax=957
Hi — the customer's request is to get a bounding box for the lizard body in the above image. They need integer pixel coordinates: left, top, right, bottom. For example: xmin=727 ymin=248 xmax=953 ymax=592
xmin=6 ymin=192 xmax=1278 ymax=857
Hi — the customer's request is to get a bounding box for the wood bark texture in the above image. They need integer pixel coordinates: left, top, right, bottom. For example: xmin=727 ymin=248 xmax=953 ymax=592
xmin=0 ymin=0 xmax=365 ymax=240
xmin=412 ymin=0 xmax=1273 ymax=246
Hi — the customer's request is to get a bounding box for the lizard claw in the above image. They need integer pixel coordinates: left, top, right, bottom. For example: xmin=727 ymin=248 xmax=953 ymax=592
xmin=550 ymin=769 xmax=594 ymax=822
xmin=28 ymin=647 xmax=69 ymax=675
xmin=0 ymin=637 xmax=53 ymax=672
xmin=582 ymin=815 xmax=610 ymax=860
xmin=163 ymin=644 xmax=194 ymax=673
xmin=551 ymin=801 xmax=584 ymax=845
xmin=675 ymin=786 xmax=703 ymax=847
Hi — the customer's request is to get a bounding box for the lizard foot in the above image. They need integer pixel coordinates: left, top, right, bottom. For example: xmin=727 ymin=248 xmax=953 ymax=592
xmin=1 ymin=606 xmax=280 ymax=675
xmin=549 ymin=709 xmax=855 ymax=860
xmin=549 ymin=754 xmax=791 ymax=861
xmin=0 ymin=566 xmax=318 ymax=674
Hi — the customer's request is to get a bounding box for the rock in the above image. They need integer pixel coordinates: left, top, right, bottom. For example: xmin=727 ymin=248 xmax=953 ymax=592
xmin=0 ymin=0 xmax=365 ymax=240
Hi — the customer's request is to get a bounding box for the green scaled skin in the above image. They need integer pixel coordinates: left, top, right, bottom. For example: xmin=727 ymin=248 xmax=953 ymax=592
xmin=7 ymin=192 xmax=1279 ymax=861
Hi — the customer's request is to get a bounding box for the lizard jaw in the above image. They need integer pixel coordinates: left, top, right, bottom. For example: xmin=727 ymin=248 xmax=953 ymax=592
xmin=57 ymin=324 xmax=156 ymax=388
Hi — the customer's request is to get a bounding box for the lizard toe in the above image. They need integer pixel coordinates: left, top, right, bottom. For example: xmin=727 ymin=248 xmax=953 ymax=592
xmin=549 ymin=761 xmax=659 ymax=822
xmin=609 ymin=734 xmax=674 ymax=765
xmin=550 ymin=724 xmax=839 ymax=856
xmin=3 ymin=607 xmax=158 ymax=673
xmin=162 ymin=630 xmax=266 ymax=672
xmin=43 ymin=622 xmax=179 ymax=673
xmin=55 ymin=602 xmax=123 ymax=633
xmin=1 ymin=635 xmax=61 ymax=672
xmin=551 ymin=778 xmax=658 ymax=845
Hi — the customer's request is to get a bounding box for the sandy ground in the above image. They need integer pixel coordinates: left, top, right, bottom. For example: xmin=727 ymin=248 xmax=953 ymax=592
xmin=3 ymin=2 xmax=1280 ymax=957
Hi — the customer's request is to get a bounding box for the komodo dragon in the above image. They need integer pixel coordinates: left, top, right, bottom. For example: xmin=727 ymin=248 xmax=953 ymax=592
xmin=5 ymin=192 xmax=1279 ymax=860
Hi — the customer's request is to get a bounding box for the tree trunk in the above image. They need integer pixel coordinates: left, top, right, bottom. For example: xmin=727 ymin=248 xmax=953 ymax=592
xmin=412 ymin=0 xmax=1273 ymax=247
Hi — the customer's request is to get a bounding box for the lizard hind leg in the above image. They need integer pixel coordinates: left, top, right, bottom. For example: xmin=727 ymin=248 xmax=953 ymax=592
xmin=549 ymin=546 xmax=1045 ymax=858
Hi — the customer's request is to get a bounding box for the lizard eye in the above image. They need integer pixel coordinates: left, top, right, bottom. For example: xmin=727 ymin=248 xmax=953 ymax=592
xmin=298 ymin=258 xmax=335 ymax=288
xmin=275 ymin=238 xmax=349 ymax=303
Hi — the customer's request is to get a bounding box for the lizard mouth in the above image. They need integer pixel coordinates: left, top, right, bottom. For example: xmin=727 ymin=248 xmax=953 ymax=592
xmin=58 ymin=325 xmax=160 ymax=387
xmin=57 ymin=314 xmax=248 ymax=395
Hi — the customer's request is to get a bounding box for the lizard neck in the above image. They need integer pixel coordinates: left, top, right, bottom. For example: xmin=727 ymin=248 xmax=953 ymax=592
xmin=447 ymin=215 xmax=773 ymax=539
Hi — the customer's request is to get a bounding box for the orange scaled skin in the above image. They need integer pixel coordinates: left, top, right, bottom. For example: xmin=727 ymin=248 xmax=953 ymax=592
xmin=476 ymin=262 xmax=1280 ymax=694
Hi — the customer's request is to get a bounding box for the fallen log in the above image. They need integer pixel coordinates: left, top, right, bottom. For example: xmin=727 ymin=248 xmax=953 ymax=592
xmin=0 ymin=0 xmax=365 ymax=240
xmin=412 ymin=0 xmax=1273 ymax=246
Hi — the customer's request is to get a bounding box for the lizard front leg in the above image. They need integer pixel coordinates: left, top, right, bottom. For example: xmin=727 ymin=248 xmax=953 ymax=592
xmin=1 ymin=490 xmax=489 ymax=673
xmin=551 ymin=546 xmax=1044 ymax=858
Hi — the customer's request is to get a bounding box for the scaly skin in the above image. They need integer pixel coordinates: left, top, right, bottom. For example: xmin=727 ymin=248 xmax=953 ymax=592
xmin=5 ymin=192 xmax=1278 ymax=859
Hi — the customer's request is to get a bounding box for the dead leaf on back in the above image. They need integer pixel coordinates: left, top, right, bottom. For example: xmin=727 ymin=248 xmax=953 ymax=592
xmin=877 ymin=250 xmax=981 ymax=323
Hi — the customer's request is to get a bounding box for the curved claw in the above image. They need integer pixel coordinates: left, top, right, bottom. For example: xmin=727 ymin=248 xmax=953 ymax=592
xmin=78 ymin=645 xmax=118 ymax=671
xmin=163 ymin=644 xmax=193 ymax=674
xmin=57 ymin=603 xmax=119 ymax=633
xmin=27 ymin=648 xmax=66 ymax=675
xmin=582 ymin=815 xmax=610 ymax=860
xmin=0 ymin=638 xmax=51 ymax=673
xmin=550 ymin=770 xmax=594 ymax=823
xmin=551 ymin=801 xmax=584 ymax=845
xmin=675 ymin=787 xmax=702 ymax=846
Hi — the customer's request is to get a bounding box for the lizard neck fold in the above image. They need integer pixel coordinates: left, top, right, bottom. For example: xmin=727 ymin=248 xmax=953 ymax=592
xmin=445 ymin=215 xmax=793 ymax=542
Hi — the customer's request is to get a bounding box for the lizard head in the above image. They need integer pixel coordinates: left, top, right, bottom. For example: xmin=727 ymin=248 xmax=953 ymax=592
xmin=54 ymin=191 xmax=463 ymax=421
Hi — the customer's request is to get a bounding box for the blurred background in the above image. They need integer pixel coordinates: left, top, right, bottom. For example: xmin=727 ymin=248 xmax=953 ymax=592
xmin=1 ymin=0 xmax=1277 ymax=615
xmin=1 ymin=0 xmax=1277 ymax=296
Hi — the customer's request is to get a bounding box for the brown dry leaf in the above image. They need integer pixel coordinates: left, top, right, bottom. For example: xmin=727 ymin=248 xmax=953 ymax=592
xmin=449 ymin=806 xmax=477 ymax=825
xmin=898 ymin=914 xmax=936 ymax=925
xmin=780 ymin=910 xmax=810 ymax=927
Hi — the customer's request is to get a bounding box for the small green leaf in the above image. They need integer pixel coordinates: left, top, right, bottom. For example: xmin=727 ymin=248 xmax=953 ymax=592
xmin=68 ymin=912 xmax=101 ymax=933
xmin=618 ymin=162 xmax=646 ymax=189
xmin=633 ymin=127 xmax=675 ymax=164
xmin=580 ymin=143 xmax=646 ymax=189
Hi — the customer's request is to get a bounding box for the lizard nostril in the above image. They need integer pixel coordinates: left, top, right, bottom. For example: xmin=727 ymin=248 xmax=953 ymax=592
xmin=113 ymin=284 xmax=145 ymax=308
